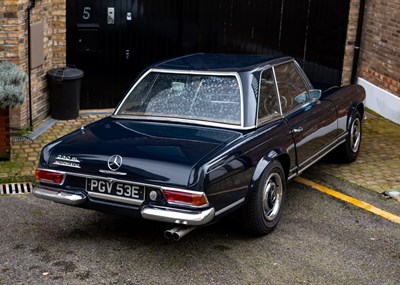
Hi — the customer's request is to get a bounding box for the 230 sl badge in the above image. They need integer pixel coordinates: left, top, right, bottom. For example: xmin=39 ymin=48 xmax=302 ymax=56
xmin=53 ymin=154 xmax=81 ymax=168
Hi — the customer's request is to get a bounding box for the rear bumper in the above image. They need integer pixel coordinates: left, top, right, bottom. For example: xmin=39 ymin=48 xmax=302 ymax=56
xmin=33 ymin=186 xmax=215 ymax=226
xmin=141 ymin=205 xmax=215 ymax=226
xmin=33 ymin=186 xmax=87 ymax=205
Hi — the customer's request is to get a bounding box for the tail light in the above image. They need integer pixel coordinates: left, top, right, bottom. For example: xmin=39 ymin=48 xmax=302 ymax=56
xmin=162 ymin=188 xmax=209 ymax=207
xmin=35 ymin=169 xmax=65 ymax=185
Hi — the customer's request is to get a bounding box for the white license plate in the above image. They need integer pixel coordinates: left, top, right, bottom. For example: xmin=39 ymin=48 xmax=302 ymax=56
xmin=86 ymin=178 xmax=145 ymax=205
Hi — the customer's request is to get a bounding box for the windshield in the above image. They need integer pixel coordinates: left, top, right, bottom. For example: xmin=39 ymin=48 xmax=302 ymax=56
xmin=116 ymin=71 xmax=242 ymax=125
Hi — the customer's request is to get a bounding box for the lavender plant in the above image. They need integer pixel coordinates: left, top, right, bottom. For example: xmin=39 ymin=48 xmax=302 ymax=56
xmin=0 ymin=61 xmax=27 ymax=109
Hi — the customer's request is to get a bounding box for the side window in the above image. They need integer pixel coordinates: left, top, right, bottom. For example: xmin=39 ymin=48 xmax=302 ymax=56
xmin=258 ymin=68 xmax=280 ymax=121
xmin=274 ymin=62 xmax=309 ymax=114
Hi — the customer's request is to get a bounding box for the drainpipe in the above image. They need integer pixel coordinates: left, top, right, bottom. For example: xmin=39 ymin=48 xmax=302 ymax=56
xmin=27 ymin=0 xmax=36 ymax=129
xmin=350 ymin=0 xmax=366 ymax=84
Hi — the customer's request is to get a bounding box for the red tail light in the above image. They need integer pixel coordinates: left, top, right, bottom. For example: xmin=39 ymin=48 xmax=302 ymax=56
xmin=162 ymin=189 xmax=208 ymax=207
xmin=35 ymin=169 xmax=65 ymax=185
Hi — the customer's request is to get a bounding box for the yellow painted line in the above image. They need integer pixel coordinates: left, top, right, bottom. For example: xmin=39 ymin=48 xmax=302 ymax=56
xmin=295 ymin=176 xmax=400 ymax=225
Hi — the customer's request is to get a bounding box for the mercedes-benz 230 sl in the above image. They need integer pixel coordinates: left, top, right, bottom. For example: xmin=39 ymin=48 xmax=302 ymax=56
xmin=33 ymin=54 xmax=365 ymax=240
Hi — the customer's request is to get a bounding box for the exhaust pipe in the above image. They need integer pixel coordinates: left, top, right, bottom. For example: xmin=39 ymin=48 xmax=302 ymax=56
xmin=172 ymin=226 xmax=196 ymax=241
xmin=164 ymin=226 xmax=181 ymax=240
xmin=164 ymin=226 xmax=196 ymax=241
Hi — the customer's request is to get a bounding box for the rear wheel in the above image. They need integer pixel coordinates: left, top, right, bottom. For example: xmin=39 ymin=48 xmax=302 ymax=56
xmin=339 ymin=110 xmax=362 ymax=163
xmin=240 ymin=160 xmax=286 ymax=235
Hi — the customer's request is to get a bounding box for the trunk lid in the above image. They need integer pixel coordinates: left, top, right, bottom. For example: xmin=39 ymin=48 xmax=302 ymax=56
xmin=45 ymin=117 xmax=241 ymax=187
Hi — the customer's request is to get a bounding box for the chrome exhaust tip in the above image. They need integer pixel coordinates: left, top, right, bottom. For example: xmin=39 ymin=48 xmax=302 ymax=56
xmin=164 ymin=226 xmax=196 ymax=241
xmin=164 ymin=226 xmax=180 ymax=240
xmin=172 ymin=226 xmax=196 ymax=241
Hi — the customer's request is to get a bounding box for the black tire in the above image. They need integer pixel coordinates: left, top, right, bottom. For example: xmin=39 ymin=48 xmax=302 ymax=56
xmin=339 ymin=110 xmax=362 ymax=163
xmin=240 ymin=160 xmax=286 ymax=235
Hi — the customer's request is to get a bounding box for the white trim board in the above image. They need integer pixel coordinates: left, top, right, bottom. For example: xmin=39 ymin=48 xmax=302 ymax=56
xmin=358 ymin=77 xmax=400 ymax=124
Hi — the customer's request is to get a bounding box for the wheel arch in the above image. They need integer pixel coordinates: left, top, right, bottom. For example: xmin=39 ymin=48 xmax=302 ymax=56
xmin=346 ymin=101 xmax=364 ymax=130
xmin=247 ymin=149 xmax=290 ymax=201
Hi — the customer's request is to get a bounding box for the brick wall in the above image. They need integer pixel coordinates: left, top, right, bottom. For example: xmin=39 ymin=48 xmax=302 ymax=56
xmin=358 ymin=0 xmax=400 ymax=97
xmin=341 ymin=0 xmax=360 ymax=86
xmin=0 ymin=0 xmax=66 ymax=131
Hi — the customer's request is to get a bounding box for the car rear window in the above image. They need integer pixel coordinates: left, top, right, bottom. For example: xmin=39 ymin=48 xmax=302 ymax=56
xmin=116 ymin=71 xmax=241 ymax=125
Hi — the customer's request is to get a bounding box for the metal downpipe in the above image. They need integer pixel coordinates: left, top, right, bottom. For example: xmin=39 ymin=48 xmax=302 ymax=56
xmin=26 ymin=0 xmax=36 ymax=129
xmin=350 ymin=0 xmax=366 ymax=84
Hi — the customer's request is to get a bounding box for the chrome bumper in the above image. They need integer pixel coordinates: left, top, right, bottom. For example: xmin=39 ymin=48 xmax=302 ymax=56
xmin=33 ymin=186 xmax=215 ymax=226
xmin=33 ymin=186 xmax=87 ymax=206
xmin=141 ymin=205 xmax=215 ymax=226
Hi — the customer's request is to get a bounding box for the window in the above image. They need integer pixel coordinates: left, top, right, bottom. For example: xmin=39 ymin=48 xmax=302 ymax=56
xmin=117 ymin=72 xmax=241 ymax=125
xmin=258 ymin=68 xmax=280 ymax=121
xmin=273 ymin=62 xmax=309 ymax=114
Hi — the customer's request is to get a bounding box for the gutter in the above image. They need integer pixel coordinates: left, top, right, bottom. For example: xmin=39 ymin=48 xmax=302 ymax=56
xmin=350 ymin=0 xmax=366 ymax=84
xmin=26 ymin=0 xmax=36 ymax=129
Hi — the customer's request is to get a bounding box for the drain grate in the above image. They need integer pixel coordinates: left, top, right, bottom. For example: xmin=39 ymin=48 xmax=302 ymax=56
xmin=10 ymin=136 xmax=33 ymax=142
xmin=0 ymin=183 xmax=33 ymax=195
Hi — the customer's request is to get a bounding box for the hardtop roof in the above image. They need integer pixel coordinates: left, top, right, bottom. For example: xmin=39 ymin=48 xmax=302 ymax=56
xmin=152 ymin=53 xmax=291 ymax=73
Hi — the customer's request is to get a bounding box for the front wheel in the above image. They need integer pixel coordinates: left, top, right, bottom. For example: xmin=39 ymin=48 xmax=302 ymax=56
xmin=240 ymin=160 xmax=286 ymax=235
xmin=339 ymin=110 xmax=362 ymax=163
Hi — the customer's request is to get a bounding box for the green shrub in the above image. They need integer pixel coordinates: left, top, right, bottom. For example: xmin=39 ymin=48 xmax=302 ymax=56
xmin=0 ymin=61 xmax=27 ymax=109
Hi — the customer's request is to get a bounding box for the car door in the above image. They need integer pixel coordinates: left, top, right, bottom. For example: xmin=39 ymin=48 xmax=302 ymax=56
xmin=273 ymin=61 xmax=338 ymax=171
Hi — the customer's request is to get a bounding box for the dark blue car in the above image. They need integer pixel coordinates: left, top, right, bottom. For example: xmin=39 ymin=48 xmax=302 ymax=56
xmin=33 ymin=54 xmax=365 ymax=240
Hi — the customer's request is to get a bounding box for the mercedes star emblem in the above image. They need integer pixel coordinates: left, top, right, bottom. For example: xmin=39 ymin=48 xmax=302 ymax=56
xmin=107 ymin=155 xmax=123 ymax=171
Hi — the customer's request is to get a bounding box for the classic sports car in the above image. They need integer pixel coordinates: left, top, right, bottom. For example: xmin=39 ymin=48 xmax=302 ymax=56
xmin=33 ymin=53 xmax=365 ymax=240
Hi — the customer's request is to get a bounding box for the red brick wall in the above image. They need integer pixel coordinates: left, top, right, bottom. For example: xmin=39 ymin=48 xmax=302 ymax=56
xmin=358 ymin=0 xmax=400 ymax=96
xmin=0 ymin=0 xmax=66 ymax=130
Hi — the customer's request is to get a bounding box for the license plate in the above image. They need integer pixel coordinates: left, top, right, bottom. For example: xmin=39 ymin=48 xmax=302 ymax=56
xmin=86 ymin=178 xmax=145 ymax=205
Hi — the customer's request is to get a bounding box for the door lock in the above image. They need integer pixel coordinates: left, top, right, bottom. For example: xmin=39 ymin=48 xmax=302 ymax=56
xmin=107 ymin=7 xmax=115 ymax=24
xmin=125 ymin=50 xmax=130 ymax=60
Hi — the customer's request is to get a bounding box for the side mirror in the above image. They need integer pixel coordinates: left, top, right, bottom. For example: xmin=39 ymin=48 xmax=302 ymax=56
xmin=309 ymin=89 xmax=321 ymax=100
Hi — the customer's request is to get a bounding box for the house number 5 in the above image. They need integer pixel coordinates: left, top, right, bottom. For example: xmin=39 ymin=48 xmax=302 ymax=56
xmin=83 ymin=7 xmax=91 ymax=20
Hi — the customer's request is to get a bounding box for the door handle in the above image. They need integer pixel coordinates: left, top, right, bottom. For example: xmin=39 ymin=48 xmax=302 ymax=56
xmin=291 ymin=127 xmax=303 ymax=134
xmin=125 ymin=50 xmax=130 ymax=60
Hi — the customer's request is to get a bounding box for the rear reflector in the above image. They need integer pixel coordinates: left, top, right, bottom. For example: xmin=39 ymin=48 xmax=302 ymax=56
xmin=162 ymin=189 xmax=208 ymax=207
xmin=35 ymin=169 xmax=65 ymax=185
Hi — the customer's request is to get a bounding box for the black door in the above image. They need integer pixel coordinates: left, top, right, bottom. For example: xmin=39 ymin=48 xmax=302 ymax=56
xmin=67 ymin=0 xmax=350 ymax=109
xmin=67 ymin=0 xmax=182 ymax=109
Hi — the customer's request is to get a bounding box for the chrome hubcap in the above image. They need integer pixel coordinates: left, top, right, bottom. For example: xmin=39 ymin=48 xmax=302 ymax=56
xmin=350 ymin=118 xmax=361 ymax=153
xmin=262 ymin=172 xmax=283 ymax=221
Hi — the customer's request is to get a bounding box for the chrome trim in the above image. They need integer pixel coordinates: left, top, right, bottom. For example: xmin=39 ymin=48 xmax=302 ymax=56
xmin=292 ymin=60 xmax=314 ymax=89
xmin=272 ymin=66 xmax=284 ymax=115
xmin=53 ymin=155 xmax=81 ymax=168
xmin=294 ymin=135 xmax=347 ymax=178
xmin=298 ymin=134 xmax=346 ymax=170
xmin=87 ymin=191 xmax=143 ymax=206
xmin=58 ymin=171 xmax=162 ymax=190
xmin=111 ymin=115 xmax=253 ymax=130
xmin=215 ymin=198 xmax=245 ymax=216
xmin=141 ymin=205 xmax=215 ymax=226
xmin=32 ymin=186 xmax=86 ymax=205
xmin=53 ymin=161 xmax=81 ymax=169
xmin=99 ymin=169 xmax=127 ymax=176
xmin=107 ymin=154 xmax=123 ymax=171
